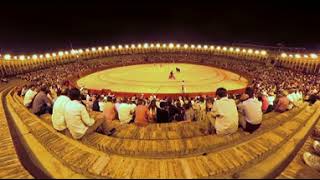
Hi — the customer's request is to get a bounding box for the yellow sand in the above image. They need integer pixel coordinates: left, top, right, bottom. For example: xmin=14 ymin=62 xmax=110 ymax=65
xmin=77 ymin=63 xmax=248 ymax=94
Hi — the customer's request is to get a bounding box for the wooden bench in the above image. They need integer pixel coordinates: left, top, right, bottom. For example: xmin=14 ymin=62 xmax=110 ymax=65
xmin=6 ymin=87 xmax=320 ymax=178
xmin=14 ymin=93 xmax=309 ymax=158
xmin=0 ymin=86 xmax=33 ymax=179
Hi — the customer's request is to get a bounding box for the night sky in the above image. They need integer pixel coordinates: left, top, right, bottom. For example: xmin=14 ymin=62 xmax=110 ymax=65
xmin=1 ymin=1 xmax=320 ymax=54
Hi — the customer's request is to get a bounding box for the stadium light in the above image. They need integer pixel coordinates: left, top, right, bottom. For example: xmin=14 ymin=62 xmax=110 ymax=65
xmin=248 ymin=49 xmax=253 ymax=54
xmin=138 ymin=44 xmax=142 ymax=48
xmin=304 ymin=54 xmax=309 ymax=58
xmin=19 ymin=55 xmax=25 ymax=61
xmin=204 ymin=45 xmax=208 ymax=49
xmin=176 ymin=44 xmax=181 ymax=48
xmin=197 ymin=45 xmax=202 ymax=49
xmin=124 ymin=45 xmax=129 ymax=49
xmin=281 ymin=53 xmax=287 ymax=58
xmin=261 ymin=50 xmax=267 ymax=55
xmin=91 ymin=47 xmax=97 ymax=52
xmin=236 ymin=48 xmax=240 ymax=52
xmin=150 ymin=43 xmax=155 ymax=48
xmin=162 ymin=43 xmax=167 ymax=48
xmin=310 ymin=53 xmax=318 ymax=59
xmin=105 ymin=46 xmax=109 ymax=50
xmin=242 ymin=49 xmax=247 ymax=53
xmin=45 ymin=53 xmax=51 ymax=58
xmin=64 ymin=51 xmax=69 ymax=55
xmin=156 ymin=43 xmax=160 ymax=48
xmin=169 ymin=43 xmax=174 ymax=48
xmin=52 ymin=53 xmax=57 ymax=57
xmin=131 ymin=44 xmax=136 ymax=48
xmin=111 ymin=46 xmax=116 ymax=50
xmin=14 ymin=56 xmax=18 ymax=60
xmin=210 ymin=46 xmax=214 ymax=50
xmin=58 ymin=51 xmax=64 ymax=57
xmin=27 ymin=56 xmax=31 ymax=60
xmin=144 ymin=43 xmax=149 ymax=48
xmin=32 ymin=54 xmax=38 ymax=60
xmin=254 ymin=50 xmax=260 ymax=55
xmin=229 ymin=47 xmax=234 ymax=52
xmin=289 ymin=54 xmax=293 ymax=58
xmin=39 ymin=54 xmax=44 ymax=58
xmin=294 ymin=54 xmax=301 ymax=59
xmin=216 ymin=46 xmax=221 ymax=50
xmin=98 ymin=47 xmax=102 ymax=51
xmin=4 ymin=54 xmax=11 ymax=60
xmin=184 ymin=44 xmax=189 ymax=49
xmin=78 ymin=49 xmax=84 ymax=54
xmin=118 ymin=45 xmax=123 ymax=49
xmin=223 ymin=47 xmax=227 ymax=51
xmin=191 ymin=44 xmax=195 ymax=49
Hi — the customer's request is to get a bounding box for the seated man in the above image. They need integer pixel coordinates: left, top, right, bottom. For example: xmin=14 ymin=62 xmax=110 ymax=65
xmin=52 ymin=88 xmax=71 ymax=132
xmin=31 ymin=85 xmax=53 ymax=116
xmin=157 ymin=102 xmax=170 ymax=123
xmin=237 ymin=87 xmax=263 ymax=133
xmin=274 ymin=90 xmax=290 ymax=113
xmin=23 ymin=85 xmax=38 ymax=108
xmin=64 ymin=88 xmax=106 ymax=140
xmin=212 ymin=87 xmax=239 ymax=135
xmin=134 ymin=99 xmax=149 ymax=126
xmin=118 ymin=97 xmax=135 ymax=124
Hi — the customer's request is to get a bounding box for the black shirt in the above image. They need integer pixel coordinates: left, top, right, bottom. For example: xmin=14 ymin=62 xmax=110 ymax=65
xmin=156 ymin=108 xmax=169 ymax=123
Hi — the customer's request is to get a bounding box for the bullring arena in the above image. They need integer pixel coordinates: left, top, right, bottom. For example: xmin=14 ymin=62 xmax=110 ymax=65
xmin=0 ymin=43 xmax=320 ymax=179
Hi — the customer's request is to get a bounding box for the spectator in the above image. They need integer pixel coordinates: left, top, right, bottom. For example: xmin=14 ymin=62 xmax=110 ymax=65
xmin=134 ymin=99 xmax=149 ymax=126
xmin=92 ymin=95 xmax=100 ymax=112
xmin=157 ymin=101 xmax=169 ymax=123
xmin=183 ymin=102 xmax=195 ymax=122
xmin=237 ymin=87 xmax=263 ymax=133
xmin=118 ymin=97 xmax=135 ymax=124
xmin=274 ymin=90 xmax=290 ymax=113
xmin=64 ymin=88 xmax=106 ymax=139
xmin=52 ymin=87 xmax=71 ymax=132
xmin=23 ymin=85 xmax=38 ymax=108
xmin=213 ymin=87 xmax=239 ymax=135
xmin=148 ymin=99 xmax=157 ymax=123
xmin=31 ymin=85 xmax=53 ymax=116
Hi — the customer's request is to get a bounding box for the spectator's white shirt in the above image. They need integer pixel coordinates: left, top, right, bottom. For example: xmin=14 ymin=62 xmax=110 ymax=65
xmin=238 ymin=98 xmax=263 ymax=125
xmin=99 ymin=101 xmax=106 ymax=112
xmin=118 ymin=103 xmax=135 ymax=124
xmin=267 ymin=96 xmax=275 ymax=105
xmin=52 ymin=95 xmax=71 ymax=131
xmin=213 ymin=97 xmax=239 ymax=135
xmin=64 ymin=100 xmax=95 ymax=139
xmin=23 ymin=89 xmax=37 ymax=107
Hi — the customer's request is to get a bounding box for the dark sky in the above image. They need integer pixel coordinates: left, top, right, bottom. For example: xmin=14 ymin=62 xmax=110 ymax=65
xmin=1 ymin=1 xmax=320 ymax=54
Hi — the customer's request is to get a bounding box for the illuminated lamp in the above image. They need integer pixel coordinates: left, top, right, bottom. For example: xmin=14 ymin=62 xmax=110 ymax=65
xmin=204 ymin=45 xmax=208 ymax=49
xmin=162 ymin=43 xmax=167 ymax=48
xmin=39 ymin=54 xmax=44 ymax=58
xmin=91 ymin=47 xmax=97 ymax=52
xmin=289 ymin=54 xmax=293 ymax=58
xmin=310 ymin=53 xmax=318 ymax=59
xmin=236 ymin=48 xmax=240 ymax=52
xmin=191 ymin=44 xmax=195 ymax=49
xmin=242 ymin=49 xmax=247 ymax=53
xmin=45 ymin=53 xmax=51 ymax=58
xmin=216 ymin=46 xmax=221 ymax=50
xmin=223 ymin=47 xmax=227 ymax=51
xmin=52 ymin=53 xmax=57 ymax=57
xmin=254 ymin=50 xmax=260 ymax=54
xmin=64 ymin=51 xmax=69 ymax=55
xmin=111 ymin=46 xmax=116 ymax=50
xmin=169 ymin=43 xmax=174 ymax=48
xmin=150 ymin=44 xmax=155 ymax=48
xmin=14 ymin=56 xmax=17 ymax=60
xmin=32 ymin=54 xmax=38 ymax=60
xmin=176 ymin=44 xmax=181 ymax=48
xmin=98 ymin=47 xmax=102 ymax=51
xmin=19 ymin=55 xmax=25 ymax=60
xmin=304 ymin=54 xmax=309 ymax=58
xmin=210 ymin=45 xmax=214 ymax=50
xmin=144 ymin=43 xmax=149 ymax=48
xmin=78 ymin=49 xmax=84 ymax=54
xmin=156 ymin=43 xmax=160 ymax=48
xmin=248 ymin=49 xmax=253 ymax=54
xmin=281 ymin=53 xmax=287 ymax=58
xmin=137 ymin=44 xmax=142 ymax=48
xmin=118 ymin=45 xmax=123 ymax=49
xmin=27 ymin=56 xmax=31 ymax=60
xmin=294 ymin=54 xmax=301 ymax=59
xmin=229 ymin=47 xmax=234 ymax=52
xmin=105 ymin=46 xmax=109 ymax=50
xmin=4 ymin=54 xmax=11 ymax=60
xmin=58 ymin=51 xmax=64 ymax=57
xmin=184 ymin=44 xmax=189 ymax=49
xmin=197 ymin=45 xmax=202 ymax=49
xmin=261 ymin=50 xmax=267 ymax=55
xmin=125 ymin=45 xmax=129 ymax=49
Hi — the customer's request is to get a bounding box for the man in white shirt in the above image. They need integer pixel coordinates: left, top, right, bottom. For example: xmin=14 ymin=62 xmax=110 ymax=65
xmin=64 ymin=88 xmax=105 ymax=140
xmin=23 ymin=85 xmax=38 ymax=108
xmin=237 ymin=87 xmax=263 ymax=133
xmin=118 ymin=97 xmax=135 ymax=124
xmin=52 ymin=88 xmax=71 ymax=131
xmin=213 ymin=87 xmax=239 ymax=135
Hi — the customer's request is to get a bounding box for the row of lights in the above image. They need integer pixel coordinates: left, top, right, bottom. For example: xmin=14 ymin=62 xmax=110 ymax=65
xmin=0 ymin=43 xmax=269 ymax=61
xmin=280 ymin=53 xmax=318 ymax=59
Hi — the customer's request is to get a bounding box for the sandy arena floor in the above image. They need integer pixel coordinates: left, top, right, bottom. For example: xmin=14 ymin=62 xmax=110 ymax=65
xmin=77 ymin=63 xmax=248 ymax=94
